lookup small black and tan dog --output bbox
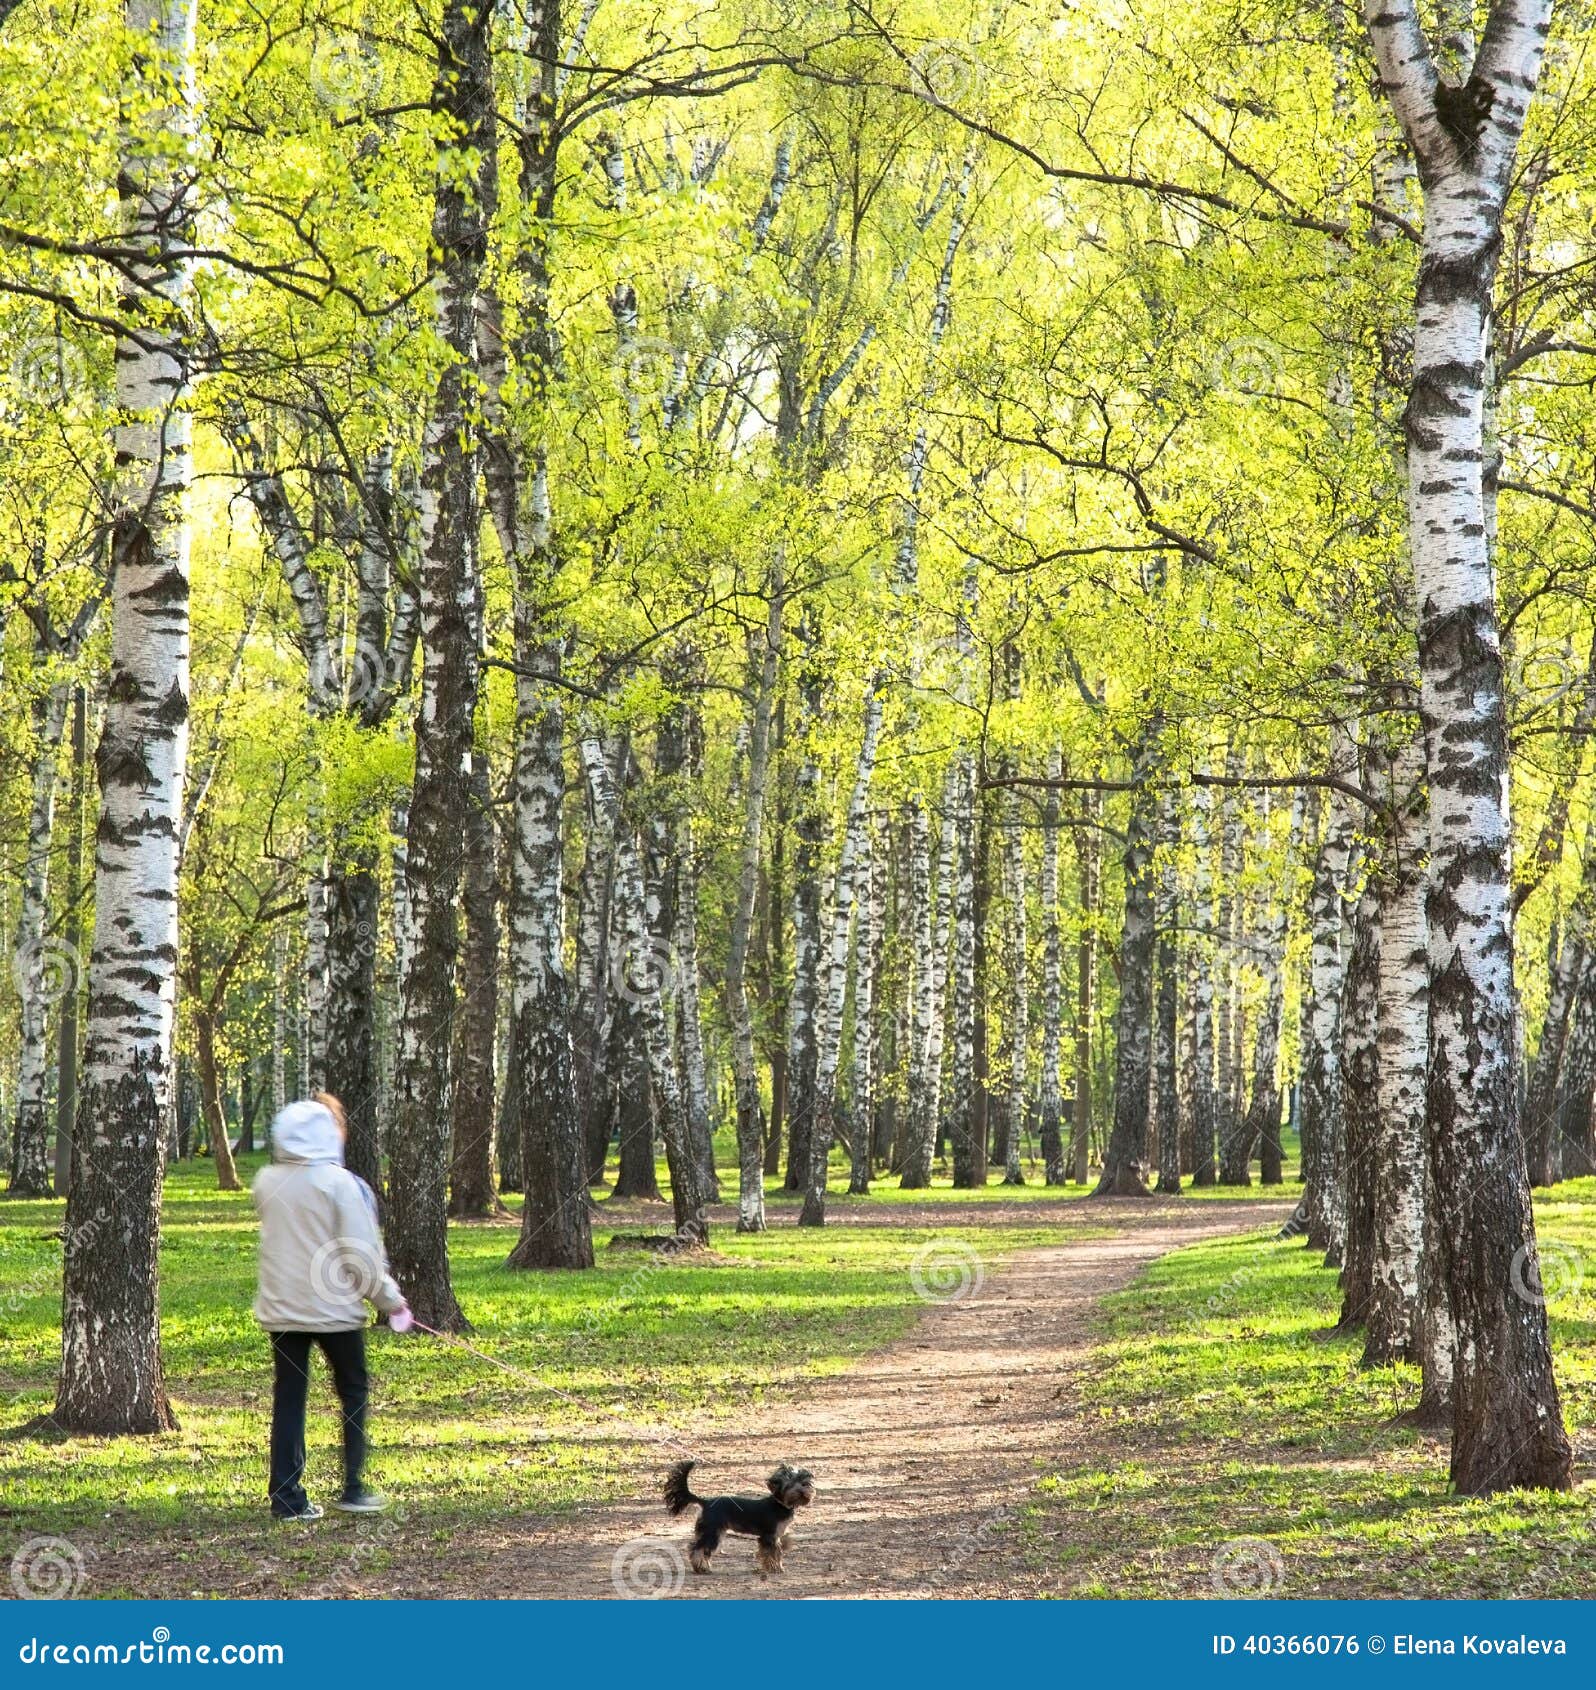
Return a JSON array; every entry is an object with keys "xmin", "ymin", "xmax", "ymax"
[{"xmin": 664, "ymin": 1460, "xmax": 816, "ymax": 1575}]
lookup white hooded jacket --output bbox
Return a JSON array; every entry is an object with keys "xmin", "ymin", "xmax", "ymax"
[{"xmin": 252, "ymin": 1099, "xmax": 405, "ymax": 1332}]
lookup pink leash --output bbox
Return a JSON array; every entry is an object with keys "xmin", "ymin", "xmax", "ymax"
[{"xmin": 405, "ymin": 1315, "xmax": 699, "ymax": 1462}]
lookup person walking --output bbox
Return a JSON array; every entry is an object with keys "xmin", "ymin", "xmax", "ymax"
[{"xmin": 253, "ymin": 1092, "xmax": 412, "ymax": 1520}]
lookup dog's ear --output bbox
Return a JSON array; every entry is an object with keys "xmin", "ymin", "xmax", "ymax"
[{"xmin": 767, "ymin": 1464, "xmax": 792, "ymax": 1496}]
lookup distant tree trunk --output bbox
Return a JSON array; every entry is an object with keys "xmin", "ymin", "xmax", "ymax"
[
  {"xmin": 1095, "ymin": 728, "xmax": 1159, "ymax": 1196},
  {"xmin": 448, "ymin": 752, "xmax": 501, "ymax": 1217},
  {"xmin": 55, "ymin": 0, "xmax": 195, "ymax": 1434},
  {"xmin": 900, "ymin": 797, "xmax": 939, "ymax": 1187},
  {"xmin": 1301, "ymin": 737, "xmax": 1356, "ymax": 1248},
  {"xmin": 1525, "ymin": 873, "xmax": 1590, "ymax": 1185},
  {"xmin": 784, "ymin": 635, "xmax": 824, "ymax": 1193},
  {"xmin": 583, "ymin": 737, "xmax": 712, "ymax": 1239},
  {"xmin": 1038, "ymin": 752, "xmax": 1067, "ymax": 1184},
  {"xmin": 804, "ymin": 685, "xmax": 883, "ymax": 1225},
  {"xmin": 1336, "ymin": 881, "xmax": 1381, "ymax": 1330},
  {"xmin": 195, "ymin": 1013, "xmax": 242, "ymax": 1193},
  {"xmin": 1071, "ymin": 788, "xmax": 1099, "ymax": 1184},
  {"xmin": 1001, "ymin": 702, "xmax": 1029, "ymax": 1186},
  {"xmin": 1246, "ymin": 795, "xmax": 1297, "ymax": 1189},
  {"xmin": 324, "ymin": 854, "xmax": 381, "ymax": 1193},
  {"xmin": 1153, "ymin": 785, "xmax": 1182, "ymax": 1195},
  {"xmin": 1557, "ymin": 956, "xmax": 1596, "ymax": 1179},
  {"xmin": 496, "ymin": 1009, "xmax": 523, "ymax": 1193},
  {"xmin": 728, "ymin": 571, "xmax": 781, "ymax": 1230},
  {"xmin": 1188, "ymin": 781, "xmax": 1218, "ymax": 1187},
  {"xmin": 947, "ymin": 755, "xmax": 980, "ymax": 1188},
  {"xmin": 573, "ymin": 733, "xmax": 621, "ymax": 1186},
  {"xmin": 9, "ymin": 676, "xmax": 69, "ymax": 1197},
  {"xmin": 1366, "ymin": 737, "xmax": 1427, "ymax": 1366},
  {"xmin": 1213, "ymin": 750, "xmax": 1241, "ymax": 1172},
  {"xmin": 848, "ymin": 815, "xmax": 883, "ymax": 1195},
  {"xmin": 53, "ymin": 686, "xmax": 88, "ymax": 1197},
  {"xmin": 385, "ymin": 0, "xmax": 495, "ymax": 1329},
  {"xmin": 610, "ymin": 997, "xmax": 662, "ymax": 1201}
]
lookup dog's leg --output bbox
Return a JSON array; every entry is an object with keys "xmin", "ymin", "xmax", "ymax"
[
  {"xmin": 689, "ymin": 1526, "xmax": 720, "ymax": 1574},
  {"xmin": 756, "ymin": 1536, "xmax": 783, "ymax": 1577}
]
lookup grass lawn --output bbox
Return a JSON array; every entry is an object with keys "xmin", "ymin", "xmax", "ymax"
[
  {"xmin": 0, "ymin": 1145, "xmax": 1098, "ymax": 1597},
  {"xmin": 1013, "ymin": 1182, "xmax": 1596, "ymax": 1598}
]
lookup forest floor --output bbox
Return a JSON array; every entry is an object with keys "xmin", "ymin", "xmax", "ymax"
[{"xmin": 2, "ymin": 1164, "xmax": 1593, "ymax": 1600}]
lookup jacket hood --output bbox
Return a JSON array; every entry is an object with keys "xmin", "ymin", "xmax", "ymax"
[{"xmin": 269, "ymin": 1099, "xmax": 345, "ymax": 1166}]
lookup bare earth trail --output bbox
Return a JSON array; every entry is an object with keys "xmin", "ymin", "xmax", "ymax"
[{"xmin": 404, "ymin": 1195, "xmax": 1293, "ymax": 1600}]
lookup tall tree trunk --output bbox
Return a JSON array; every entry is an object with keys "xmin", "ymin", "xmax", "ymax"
[
  {"xmin": 448, "ymin": 751, "xmax": 502, "ymax": 1217},
  {"xmin": 848, "ymin": 814, "xmax": 882, "ymax": 1196},
  {"xmin": 947, "ymin": 755, "xmax": 980, "ymax": 1188},
  {"xmin": 1153, "ymin": 785, "xmax": 1182, "ymax": 1195},
  {"xmin": 53, "ymin": 685, "xmax": 88, "ymax": 1197},
  {"xmin": 899, "ymin": 797, "xmax": 939, "ymax": 1187},
  {"xmin": 1301, "ymin": 736, "xmax": 1356, "ymax": 1246},
  {"xmin": 572, "ymin": 731, "xmax": 621, "ymax": 1185},
  {"xmin": 1213, "ymin": 751, "xmax": 1241, "ymax": 1174},
  {"xmin": 1366, "ymin": 737, "xmax": 1427, "ymax": 1366},
  {"xmin": 9, "ymin": 677, "xmax": 70, "ymax": 1197},
  {"xmin": 1071, "ymin": 788, "xmax": 1099, "ymax": 1184},
  {"xmin": 609, "ymin": 994, "xmax": 662, "ymax": 1200},
  {"xmin": 1038, "ymin": 751, "xmax": 1067, "ymax": 1184},
  {"xmin": 55, "ymin": 0, "xmax": 195, "ymax": 1433},
  {"xmin": 1337, "ymin": 879, "xmax": 1381, "ymax": 1330},
  {"xmin": 1555, "ymin": 957, "xmax": 1596, "ymax": 1179},
  {"xmin": 803, "ymin": 685, "xmax": 883, "ymax": 1224},
  {"xmin": 195, "ymin": 1012, "xmax": 241, "ymax": 1193},
  {"xmin": 1095, "ymin": 728, "xmax": 1159, "ymax": 1196},
  {"xmin": 1246, "ymin": 794, "xmax": 1297, "ymax": 1189},
  {"xmin": 728, "ymin": 571, "xmax": 783, "ymax": 1230},
  {"xmin": 384, "ymin": 0, "xmax": 496, "ymax": 1329},
  {"xmin": 324, "ymin": 853, "xmax": 381, "ymax": 1193},
  {"xmin": 1365, "ymin": 0, "xmax": 1571, "ymax": 1494},
  {"xmin": 1188, "ymin": 780, "xmax": 1219, "ymax": 1187},
  {"xmin": 784, "ymin": 634, "xmax": 825, "ymax": 1193}
]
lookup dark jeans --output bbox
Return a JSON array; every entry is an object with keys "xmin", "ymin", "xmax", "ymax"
[{"xmin": 268, "ymin": 1328, "xmax": 368, "ymax": 1515}]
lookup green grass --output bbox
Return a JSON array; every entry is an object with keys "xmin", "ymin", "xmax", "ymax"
[
  {"xmin": 1012, "ymin": 1184, "xmax": 1596, "ymax": 1599},
  {"xmin": 0, "ymin": 1148, "xmax": 1090, "ymax": 1596}
]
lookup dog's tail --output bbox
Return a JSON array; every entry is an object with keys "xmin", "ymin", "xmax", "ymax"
[{"xmin": 664, "ymin": 1460, "xmax": 701, "ymax": 1516}]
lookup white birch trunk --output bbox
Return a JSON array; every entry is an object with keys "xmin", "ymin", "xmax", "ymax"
[
  {"xmin": 1365, "ymin": 0, "xmax": 1570, "ymax": 1494},
  {"xmin": 55, "ymin": 0, "xmax": 195, "ymax": 1433}
]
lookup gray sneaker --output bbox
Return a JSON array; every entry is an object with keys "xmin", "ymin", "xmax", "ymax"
[
  {"xmin": 273, "ymin": 1503, "xmax": 324, "ymax": 1523},
  {"xmin": 334, "ymin": 1487, "xmax": 389, "ymax": 1514}
]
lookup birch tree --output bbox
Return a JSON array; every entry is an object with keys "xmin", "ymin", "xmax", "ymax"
[{"xmin": 1364, "ymin": 0, "xmax": 1573, "ymax": 1493}]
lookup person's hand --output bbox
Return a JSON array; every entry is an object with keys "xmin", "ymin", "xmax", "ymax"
[{"xmin": 388, "ymin": 1304, "xmax": 414, "ymax": 1334}]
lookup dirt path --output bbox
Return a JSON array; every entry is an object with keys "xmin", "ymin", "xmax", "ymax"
[{"xmin": 418, "ymin": 1195, "xmax": 1292, "ymax": 1600}]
